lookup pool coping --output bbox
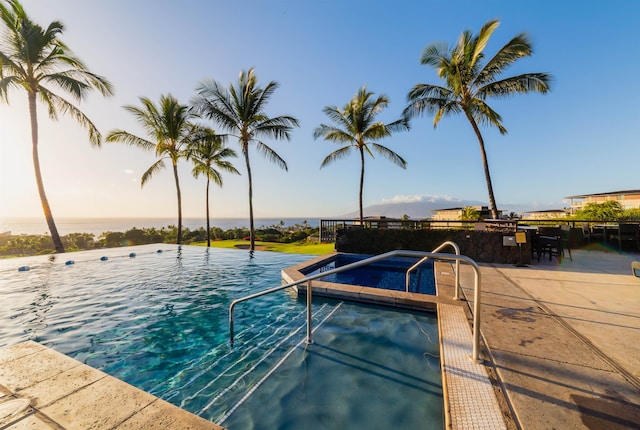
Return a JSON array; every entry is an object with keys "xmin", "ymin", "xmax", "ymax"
[
  {"xmin": 0, "ymin": 341, "xmax": 221, "ymax": 429},
  {"xmin": 282, "ymin": 252, "xmax": 509, "ymax": 430}
]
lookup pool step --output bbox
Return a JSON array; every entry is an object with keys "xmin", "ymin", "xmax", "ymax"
[{"xmin": 156, "ymin": 302, "xmax": 337, "ymax": 423}]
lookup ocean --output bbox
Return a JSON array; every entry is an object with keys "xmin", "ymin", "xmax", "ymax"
[{"xmin": 0, "ymin": 217, "xmax": 320, "ymax": 236}]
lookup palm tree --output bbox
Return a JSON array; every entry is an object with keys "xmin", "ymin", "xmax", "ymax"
[
  {"xmin": 193, "ymin": 68, "xmax": 299, "ymax": 252},
  {"xmin": 314, "ymin": 86, "xmax": 409, "ymax": 223},
  {"xmin": 106, "ymin": 94, "xmax": 197, "ymax": 244},
  {"xmin": 460, "ymin": 206, "xmax": 480, "ymax": 221},
  {"xmin": 404, "ymin": 19, "xmax": 551, "ymax": 219},
  {"xmin": 0, "ymin": 0, "xmax": 113, "ymax": 253},
  {"xmin": 187, "ymin": 129, "xmax": 239, "ymax": 246}
]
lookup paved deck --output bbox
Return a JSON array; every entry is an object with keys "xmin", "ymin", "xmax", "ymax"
[
  {"xmin": 0, "ymin": 342, "xmax": 221, "ymax": 429},
  {"xmin": 456, "ymin": 249, "xmax": 640, "ymax": 429}
]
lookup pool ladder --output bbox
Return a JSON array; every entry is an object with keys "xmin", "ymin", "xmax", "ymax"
[
  {"xmin": 229, "ymin": 245, "xmax": 483, "ymax": 362},
  {"xmin": 405, "ymin": 241, "xmax": 461, "ymax": 298}
]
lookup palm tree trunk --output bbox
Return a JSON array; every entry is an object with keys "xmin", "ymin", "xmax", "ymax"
[
  {"xmin": 244, "ymin": 146, "xmax": 255, "ymax": 252},
  {"xmin": 29, "ymin": 92, "xmax": 65, "ymax": 253},
  {"xmin": 465, "ymin": 111, "xmax": 498, "ymax": 219},
  {"xmin": 205, "ymin": 178, "xmax": 211, "ymax": 247},
  {"xmin": 172, "ymin": 161, "xmax": 183, "ymax": 244},
  {"xmin": 359, "ymin": 148, "xmax": 365, "ymax": 224}
]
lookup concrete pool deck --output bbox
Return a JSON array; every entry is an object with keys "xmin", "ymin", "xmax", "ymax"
[
  {"xmin": 454, "ymin": 248, "xmax": 640, "ymax": 429},
  {"xmin": 0, "ymin": 342, "xmax": 220, "ymax": 429}
]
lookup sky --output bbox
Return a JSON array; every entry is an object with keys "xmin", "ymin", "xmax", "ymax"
[{"xmin": 1, "ymin": 0, "xmax": 639, "ymax": 220}]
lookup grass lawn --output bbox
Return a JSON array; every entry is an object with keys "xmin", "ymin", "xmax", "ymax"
[{"xmin": 192, "ymin": 239, "xmax": 335, "ymax": 255}]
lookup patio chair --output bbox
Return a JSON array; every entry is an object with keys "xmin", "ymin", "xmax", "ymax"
[
  {"xmin": 610, "ymin": 223, "xmax": 640, "ymax": 251},
  {"xmin": 560, "ymin": 224, "xmax": 572, "ymax": 261},
  {"xmin": 538, "ymin": 226, "xmax": 563, "ymax": 262},
  {"xmin": 581, "ymin": 223, "xmax": 603, "ymax": 244},
  {"xmin": 526, "ymin": 229, "xmax": 543, "ymax": 263}
]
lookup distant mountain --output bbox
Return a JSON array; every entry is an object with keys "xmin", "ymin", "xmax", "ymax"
[
  {"xmin": 339, "ymin": 196, "xmax": 485, "ymax": 219},
  {"xmin": 338, "ymin": 195, "xmax": 531, "ymax": 219}
]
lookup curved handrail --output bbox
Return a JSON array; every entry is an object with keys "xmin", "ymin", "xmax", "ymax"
[
  {"xmin": 229, "ymin": 249, "xmax": 482, "ymax": 362},
  {"xmin": 405, "ymin": 241, "xmax": 460, "ymax": 299}
]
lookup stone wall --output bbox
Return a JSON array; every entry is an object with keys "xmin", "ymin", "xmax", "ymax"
[{"xmin": 335, "ymin": 228, "xmax": 532, "ymax": 265}]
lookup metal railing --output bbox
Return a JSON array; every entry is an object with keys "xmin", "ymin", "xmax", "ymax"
[
  {"xmin": 228, "ymin": 248, "xmax": 483, "ymax": 362},
  {"xmin": 405, "ymin": 241, "xmax": 460, "ymax": 299},
  {"xmin": 319, "ymin": 217, "xmax": 640, "ymax": 243}
]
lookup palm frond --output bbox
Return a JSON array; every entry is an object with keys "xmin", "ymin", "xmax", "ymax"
[
  {"xmin": 141, "ymin": 159, "xmax": 166, "ymax": 187},
  {"xmin": 472, "ymin": 20, "xmax": 500, "ymax": 67},
  {"xmin": 44, "ymin": 89, "xmax": 103, "ymax": 145},
  {"xmin": 36, "ymin": 88, "xmax": 58, "ymax": 119},
  {"xmin": 362, "ymin": 122, "xmax": 390, "ymax": 141},
  {"xmin": 433, "ymin": 100, "xmax": 462, "ymax": 127},
  {"xmin": 477, "ymin": 33, "xmax": 533, "ymax": 85},
  {"xmin": 253, "ymin": 115, "xmax": 298, "ymax": 140},
  {"xmin": 0, "ymin": 75, "xmax": 20, "ymax": 101},
  {"xmin": 420, "ymin": 42, "xmax": 451, "ymax": 69},
  {"xmin": 0, "ymin": 50, "xmax": 27, "ymax": 80},
  {"xmin": 105, "ymin": 130, "xmax": 156, "ymax": 151},
  {"xmin": 193, "ymin": 80, "xmax": 241, "ymax": 133},
  {"xmin": 320, "ymin": 145, "xmax": 353, "ymax": 168},
  {"xmin": 386, "ymin": 117, "xmax": 411, "ymax": 133},
  {"xmin": 253, "ymin": 78, "xmax": 278, "ymax": 117},
  {"xmin": 41, "ymin": 72, "xmax": 90, "ymax": 100},
  {"xmin": 254, "ymin": 140, "xmax": 288, "ymax": 171},
  {"xmin": 406, "ymin": 83, "xmax": 453, "ymax": 104},
  {"xmin": 362, "ymin": 143, "xmax": 374, "ymax": 158},
  {"xmin": 321, "ymin": 105, "xmax": 353, "ymax": 133},
  {"xmin": 471, "ymin": 99, "xmax": 507, "ymax": 134},
  {"xmin": 370, "ymin": 143, "xmax": 407, "ymax": 168},
  {"xmin": 403, "ymin": 83, "xmax": 454, "ymax": 120},
  {"xmin": 313, "ymin": 124, "xmax": 355, "ymax": 144},
  {"xmin": 479, "ymin": 73, "xmax": 552, "ymax": 97}
]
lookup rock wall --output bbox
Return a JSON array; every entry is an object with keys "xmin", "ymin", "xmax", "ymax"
[{"xmin": 335, "ymin": 228, "xmax": 532, "ymax": 265}]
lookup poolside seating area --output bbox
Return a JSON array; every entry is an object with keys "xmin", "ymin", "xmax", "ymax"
[{"xmin": 521, "ymin": 222, "xmax": 639, "ymax": 265}]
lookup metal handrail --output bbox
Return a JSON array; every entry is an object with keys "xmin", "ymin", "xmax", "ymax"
[
  {"xmin": 405, "ymin": 241, "xmax": 460, "ymax": 299},
  {"xmin": 228, "ymin": 249, "xmax": 483, "ymax": 362}
]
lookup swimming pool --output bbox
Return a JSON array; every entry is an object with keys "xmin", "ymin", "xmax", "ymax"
[
  {"xmin": 300, "ymin": 253, "xmax": 436, "ymax": 294},
  {"xmin": 0, "ymin": 245, "xmax": 443, "ymax": 429}
]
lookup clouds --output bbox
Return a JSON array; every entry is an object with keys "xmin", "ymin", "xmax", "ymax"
[{"xmin": 379, "ymin": 194, "xmax": 462, "ymax": 204}]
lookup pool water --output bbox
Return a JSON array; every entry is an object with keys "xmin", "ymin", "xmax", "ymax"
[
  {"xmin": 0, "ymin": 245, "xmax": 443, "ymax": 429},
  {"xmin": 301, "ymin": 253, "xmax": 436, "ymax": 294}
]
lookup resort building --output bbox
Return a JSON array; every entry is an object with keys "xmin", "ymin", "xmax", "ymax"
[
  {"xmin": 521, "ymin": 209, "xmax": 568, "ymax": 220},
  {"xmin": 430, "ymin": 206, "xmax": 500, "ymax": 221},
  {"xmin": 566, "ymin": 189, "xmax": 640, "ymax": 214},
  {"xmin": 356, "ymin": 215, "xmax": 406, "ymax": 229}
]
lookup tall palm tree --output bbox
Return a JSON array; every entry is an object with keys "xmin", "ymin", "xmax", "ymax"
[
  {"xmin": 0, "ymin": 0, "xmax": 113, "ymax": 253},
  {"xmin": 106, "ymin": 94, "xmax": 197, "ymax": 244},
  {"xmin": 193, "ymin": 68, "xmax": 299, "ymax": 252},
  {"xmin": 404, "ymin": 19, "xmax": 551, "ymax": 219},
  {"xmin": 314, "ymin": 86, "xmax": 409, "ymax": 223},
  {"xmin": 187, "ymin": 129, "xmax": 239, "ymax": 247}
]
